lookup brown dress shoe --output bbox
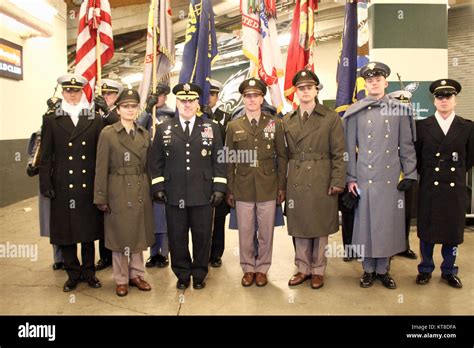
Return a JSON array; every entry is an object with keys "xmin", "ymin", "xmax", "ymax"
[
  {"xmin": 255, "ymin": 272, "xmax": 268, "ymax": 287},
  {"xmin": 241, "ymin": 272, "xmax": 255, "ymax": 287},
  {"xmin": 311, "ymin": 275, "xmax": 324, "ymax": 289},
  {"xmin": 129, "ymin": 276, "xmax": 151, "ymax": 291},
  {"xmin": 288, "ymin": 272, "xmax": 311, "ymax": 286},
  {"xmin": 116, "ymin": 284, "xmax": 128, "ymax": 297}
]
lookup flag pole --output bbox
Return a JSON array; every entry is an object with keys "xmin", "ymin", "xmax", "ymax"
[
  {"xmin": 151, "ymin": 0, "xmax": 158, "ymax": 140},
  {"xmin": 96, "ymin": 30, "xmax": 102, "ymax": 96}
]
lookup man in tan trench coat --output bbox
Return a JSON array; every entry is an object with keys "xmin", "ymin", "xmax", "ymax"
[
  {"xmin": 284, "ymin": 70, "xmax": 346, "ymax": 289},
  {"xmin": 94, "ymin": 89, "xmax": 155, "ymax": 296}
]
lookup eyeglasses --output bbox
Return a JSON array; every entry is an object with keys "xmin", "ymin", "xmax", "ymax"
[{"xmin": 120, "ymin": 103, "xmax": 139, "ymax": 109}]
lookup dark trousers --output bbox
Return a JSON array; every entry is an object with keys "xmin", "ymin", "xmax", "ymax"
[
  {"xmin": 99, "ymin": 238, "xmax": 112, "ymax": 261},
  {"xmin": 210, "ymin": 213, "xmax": 225, "ymax": 260},
  {"xmin": 62, "ymin": 241, "xmax": 95, "ymax": 281},
  {"xmin": 418, "ymin": 240, "xmax": 458, "ymax": 275},
  {"xmin": 166, "ymin": 204, "xmax": 213, "ymax": 282}
]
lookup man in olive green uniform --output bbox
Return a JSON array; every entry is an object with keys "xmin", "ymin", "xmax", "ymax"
[
  {"xmin": 284, "ymin": 70, "xmax": 346, "ymax": 289},
  {"xmin": 225, "ymin": 78, "xmax": 288, "ymax": 287}
]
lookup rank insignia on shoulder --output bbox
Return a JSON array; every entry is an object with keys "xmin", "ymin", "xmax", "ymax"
[{"xmin": 212, "ymin": 120, "xmax": 218, "ymax": 124}]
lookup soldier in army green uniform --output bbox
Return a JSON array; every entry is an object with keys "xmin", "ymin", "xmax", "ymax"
[{"xmin": 225, "ymin": 78, "xmax": 288, "ymax": 287}]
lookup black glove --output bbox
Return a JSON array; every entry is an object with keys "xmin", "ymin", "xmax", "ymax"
[
  {"xmin": 397, "ymin": 178, "xmax": 416, "ymax": 191},
  {"xmin": 145, "ymin": 93, "xmax": 158, "ymax": 113},
  {"xmin": 26, "ymin": 164, "xmax": 39, "ymax": 177},
  {"xmin": 43, "ymin": 189, "xmax": 56, "ymax": 199},
  {"xmin": 47, "ymin": 97, "xmax": 61, "ymax": 109},
  {"xmin": 210, "ymin": 191, "xmax": 224, "ymax": 207},
  {"xmin": 200, "ymin": 104, "xmax": 214, "ymax": 119},
  {"xmin": 93, "ymin": 95, "xmax": 110, "ymax": 114},
  {"xmin": 153, "ymin": 191, "xmax": 167, "ymax": 204},
  {"xmin": 341, "ymin": 191, "xmax": 359, "ymax": 210}
]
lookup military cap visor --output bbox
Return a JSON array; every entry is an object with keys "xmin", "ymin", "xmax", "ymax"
[
  {"xmin": 209, "ymin": 79, "xmax": 224, "ymax": 93},
  {"xmin": 429, "ymin": 79, "xmax": 461, "ymax": 96},
  {"xmin": 360, "ymin": 61, "xmax": 391, "ymax": 79},
  {"xmin": 239, "ymin": 78, "xmax": 267, "ymax": 95},
  {"xmin": 116, "ymin": 89, "xmax": 140, "ymax": 105},
  {"xmin": 292, "ymin": 69, "xmax": 320, "ymax": 86},
  {"xmin": 173, "ymin": 83, "xmax": 202, "ymax": 100},
  {"xmin": 388, "ymin": 90, "xmax": 412, "ymax": 101}
]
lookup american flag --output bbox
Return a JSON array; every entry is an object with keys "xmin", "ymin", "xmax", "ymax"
[{"xmin": 74, "ymin": 0, "xmax": 114, "ymax": 103}]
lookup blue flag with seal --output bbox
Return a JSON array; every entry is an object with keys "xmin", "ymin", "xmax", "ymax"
[
  {"xmin": 178, "ymin": 0, "xmax": 218, "ymax": 106},
  {"xmin": 335, "ymin": 0, "xmax": 369, "ymax": 116}
]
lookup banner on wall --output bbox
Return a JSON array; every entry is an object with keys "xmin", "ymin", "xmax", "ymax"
[{"xmin": 0, "ymin": 38, "xmax": 23, "ymax": 81}]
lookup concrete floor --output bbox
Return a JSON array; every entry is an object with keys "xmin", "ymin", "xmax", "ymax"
[{"xmin": 0, "ymin": 197, "xmax": 473, "ymax": 315}]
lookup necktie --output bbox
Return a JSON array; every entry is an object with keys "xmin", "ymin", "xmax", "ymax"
[
  {"xmin": 251, "ymin": 118, "xmax": 257, "ymax": 133},
  {"xmin": 129, "ymin": 129, "xmax": 134, "ymax": 139},
  {"xmin": 302, "ymin": 111, "xmax": 309, "ymax": 124},
  {"xmin": 184, "ymin": 121, "xmax": 190, "ymax": 139}
]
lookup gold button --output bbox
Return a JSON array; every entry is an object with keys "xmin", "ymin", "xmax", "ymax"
[
  {"xmin": 386, "ymin": 150, "xmax": 390, "ymax": 154},
  {"xmin": 385, "ymin": 119, "xmax": 389, "ymax": 123},
  {"xmin": 186, "ymin": 144, "xmax": 190, "ymax": 147},
  {"xmin": 254, "ymin": 139, "xmax": 258, "ymax": 142},
  {"xmin": 368, "ymin": 165, "xmax": 373, "ymax": 169},
  {"xmin": 186, "ymin": 167, "xmax": 190, "ymax": 170},
  {"xmin": 186, "ymin": 159, "xmax": 190, "ymax": 163},
  {"xmin": 386, "ymin": 165, "xmax": 390, "ymax": 169},
  {"xmin": 368, "ymin": 120, "xmax": 372, "ymax": 124},
  {"xmin": 368, "ymin": 135, "xmax": 372, "ymax": 139},
  {"xmin": 369, "ymin": 180, "xmax": 373, "ymax": 184},
  {"xmin": 69, "ymin": 156, "xmax": 73, "ymax": 160},
  {"xmin": 436, "ymin": 153, "xmax": 440, "ymax": 157},
  {"xmin": 385, "ymin": 134, "xmax": 389, "ymax": 138},
  {"xmin": 82, "ymin": 184, "xmax": 86, "ymax": 188},
  {"xmin": 368, "ymin": 106, "xmax": 372, "ymax": 110},
  {"xmin": 434, "ymin": 181, "xmax": 439, "ymax": 186},
  {"xmin": 451, "ymin": 167, "xmax": 455, "ymax": 172},
  {"xmin": 450, "ymin": 182, "xmax": 455, "ymax": 187},
  {"xmin": 82, "ymin": 141, "xmax": 86, "ymax": 145},
  {"xmin": 82, "ymin": 155, "xmax": 86, "ymax": 159},
  {"xmin": 186, "ymin": 151, "xmax": 190, "ymax": 155},
  {"xmin": 69, "ymin": 184, "xmax": 73, "ymax": 188},
  {"xmin": 368, "ymin": 150, "xmax": 373, "ymax": 154},
  {"xmin": 69, "ymin": 170, "xmax": 73, "ymax": 174},
  {"xmin": 387, "ymin": 181, "xmax": 391, "ymax": 184},
  {"xmin": 435, "ymin": 167, "xmax": 440, "ymax": 172},
  {"xmin": 68, "ymin": 142, "xmax": 72, "ymax": 147},
  {"xmin": 82, "ymin": 169, "xmax": 86, "ymax": 173}
]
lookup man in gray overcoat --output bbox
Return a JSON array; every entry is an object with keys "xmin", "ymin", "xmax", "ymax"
[{"xmin": 343, "ymin": 62, "xmax": 417, "ymax": 289}]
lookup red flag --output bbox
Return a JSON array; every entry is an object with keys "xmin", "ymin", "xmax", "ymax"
[
  {"xmin": 74, "ymin": 0, "xmax": 114, "ymax": 103},
  {"xmin": 283, "ymin": 0, "xmax": 317, "ymax": 104}
]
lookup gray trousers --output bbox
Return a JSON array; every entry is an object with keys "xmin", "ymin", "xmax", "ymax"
[
  {"xmin": 112, "ymin": 251, "xmax": 145, "ymax": 285},
  {"xmin": 294, "ymin": 236, "xmax": 328, "ymax": 276},
  {"xmin": 236, "ymin": 200, "xmax": 276, "ymax": 274},
  {"xmin": 362, "ymin": 257, "xmax": 390, "ymax": 274}
]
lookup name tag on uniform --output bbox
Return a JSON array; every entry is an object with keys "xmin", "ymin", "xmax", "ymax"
[{"xmin": 235, "ymin": 130, "xmax": 245, "ymax": 134}]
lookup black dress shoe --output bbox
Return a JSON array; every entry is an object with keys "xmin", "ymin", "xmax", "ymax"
[
  {"xmin": 360, "ymin": 272, "xmax": 375, "ymax": 288},
  {"xmin": 441, "ymin": 274, "xmax": 463, "ymax": 288},
  {"xmin": 86, "ymin": 276, "xmax": 102, "ymax": 289},
  {"xmin": 397, "ymin": 249, "xmax": 417, "ymax": 259},
  {"xmin": 145, "ymin": 255, "xmax": 158, "ymax": 268},
  {"xmin": 176, "ymin": 279, "xmax": 190, "ymax": 290},
  {"xmin": 95, "ymin": 258, "xmax": 112, "ymax": 271},
  {"xmin": 416, "ymin": 272, "xmax": 432, "ymax": 285},
  {"xmin": 193, "ymin": 280, "xmax": 206, "ymax": 290},
  {"xmin": 63, "ymin": 279, "xmax": 78, "ymax": 292},
  {"xmin": 210, "ymin": 258, "xmax": 222, "ymax": 268},
  {"xmin": 52, "ymin": 262, "xmax": 64, "ymax": 271},
  {"xmin": 376, "ymin": 273, "xmax": 397, "ymax": 289},
  {"xmin": 156, "ymin": 255, "xmax": 169, "ymax": 268}
]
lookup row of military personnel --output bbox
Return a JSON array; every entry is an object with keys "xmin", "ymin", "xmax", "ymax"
[{"xmin": 31, "ymin": 61, "xmax": 472, "ymax": 296}]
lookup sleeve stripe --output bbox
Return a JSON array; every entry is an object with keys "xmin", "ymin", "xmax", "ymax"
[
  {"xmin": 152, "ymin": 177, "xmax": 164, "ymax": 185},
  {"xmin": 213, "ymin": 177, "xmax": 227, "ymax": 184}
]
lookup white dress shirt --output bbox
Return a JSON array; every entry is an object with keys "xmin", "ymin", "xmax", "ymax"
[
  {"xmin": 435, "ymin": 111, "xmax": 455, "ymax": 135},
  {"xmin": 179, "ymin": 115, "xmax": 196, "ymax": 134}
]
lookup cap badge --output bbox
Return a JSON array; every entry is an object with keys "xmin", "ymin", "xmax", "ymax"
[
  {"xmin": 301, "ymin": 71, "xmax": 306, "ymax": 77},
  {"xmin": 128, "ymin": 90, "xmax": 133, "ymax": 95},
  {"xmin": 71, "ymin": 78, "xmax": 76, "ymax": 84},
  {"xmin": 441, "ymin": 80, "xmax": 446, "ymax": 85},
  {"xmin": 184, "ymin": 83, "xmax": 191, "ymax": 91},
  {"xmin": 249, "ymin": 80, "xmax": 256, "ymax": 86},
  {"xmin": 367, "ymin": 63, "xmax": 376, "ymax": 70}
]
